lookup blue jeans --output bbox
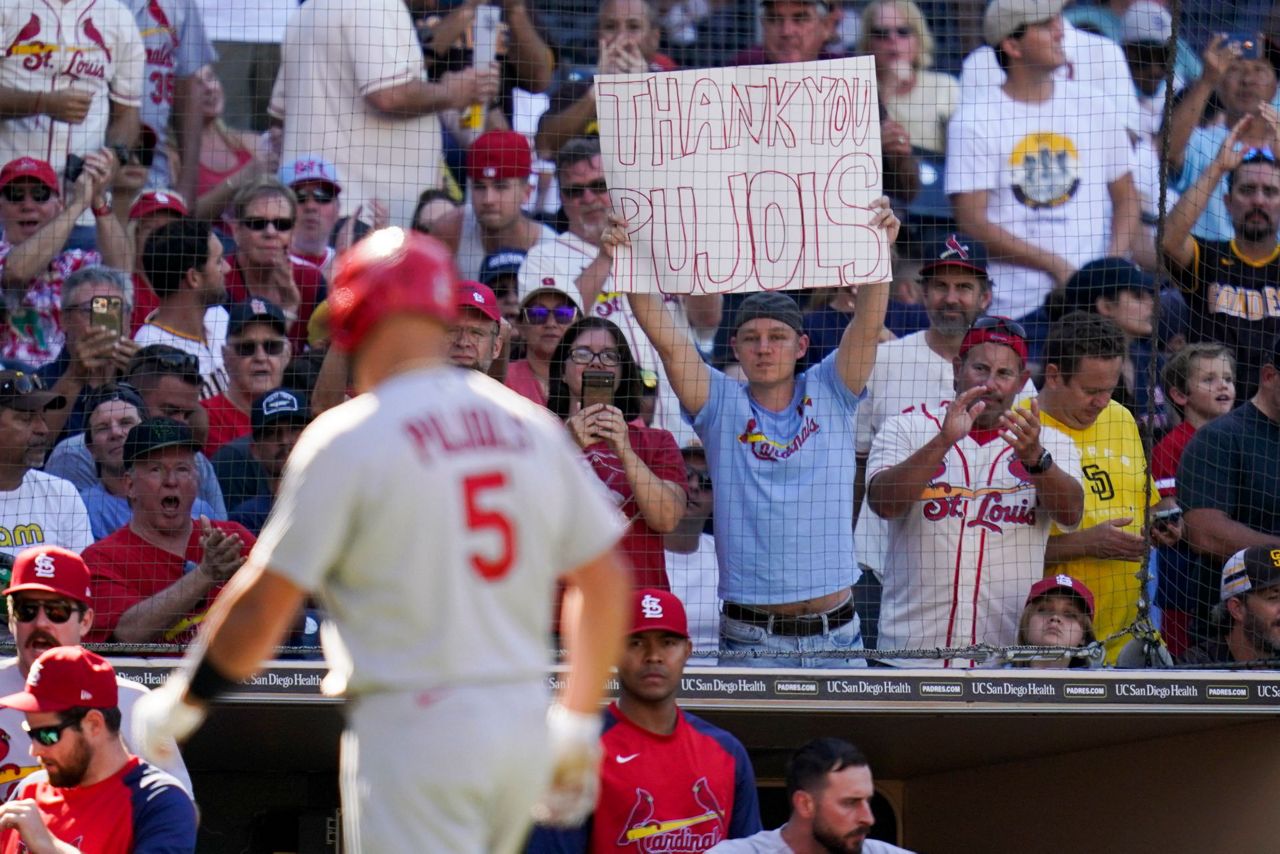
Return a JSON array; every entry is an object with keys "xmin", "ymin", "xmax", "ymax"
[{"xmin": 719, "ymin": 609, "xmax": 867, "ymax": 668}]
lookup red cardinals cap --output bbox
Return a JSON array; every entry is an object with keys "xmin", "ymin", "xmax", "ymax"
[
  {"xmin": 467, "ymin": 130, "xmax": 533, "ymax": 183},
  {"xmin": 631, "ymin": 589, "xmax": 689, "ymax": 638},
  {"xmin": 457, "ymin": 281, "xmax": 501, "ymax": 324},
  {"xmin": 0, "ymin": 646, "xmax": 118, "ymax": 713},
  {"xmin": 129, "ymin": 189, "xmax": 189, "ymax": 220},
  {"xmin": 958, "ymin": 317, "xmax": 1029, "ymax": 363},
  {"xmin": 1026, "ymin": 574, "xmax": 1096, "ymax": 618},
  {"xmin": 3, "ymin": 546, "xmax": 92, "ymax": 605},
  {"xmin": 329, "ymin": 228, "xmax": 459, "ymax": 352},
  {"xmin": 0, "ymin": 157, "xmax": 59, "ymax": 194}
]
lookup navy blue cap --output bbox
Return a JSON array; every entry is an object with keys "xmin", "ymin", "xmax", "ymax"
[
  {"xmin": 228, "ymin": 298, "xmax": 288, "ymax": 337},
  {"xmin": 1065, "ymin": 257, "xmax": 1155, "ymax": 312},
  {"xmin": 479, "ymin": 249, "xmax": 526, "ymax": 286},
  {"xmin": 124, "ymin": 417, "xmax": 199, "ymax": 467},
  {"xmin": 251, "ymin": 388, "xmax": 310, "ymax": 438},
  {"xmin": 920, "ymin": 233, "xmax": 989, "ymax": 277}
]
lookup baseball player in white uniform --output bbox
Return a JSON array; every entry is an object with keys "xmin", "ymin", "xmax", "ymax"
[
  {"xmin": 866, "ymin": 319, "xmax": 1085, "ymax": 667},
  {"xmin": 131, "ymin": 228, "xmax": 633, "ymax": 852}
]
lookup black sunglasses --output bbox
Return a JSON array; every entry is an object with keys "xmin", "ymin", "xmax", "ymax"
[
  {"xmin": 0, "ymin": 371, "xmax": 38, "ymax": 398},
  {"xmin": 124, "ymin": 144, "xmax": 155, "ymax": 168},
  {"xmin": 686, "ymin": 468, "xmax": 712, "ymax": 491},
  {"xmin": 129, "ymin": 350, "xmax": 200, "ymax": 378},
  {"xmin": 11, "ymin": 599, "xmax": 80, "ymax": 624},
  {"xmin": 231, "ymin": 339, "xmax": 287, "ymax": 358},
  {"xmin": 24, "ymin": 709, "xmax": 89, "ymax": 747},
  {"xmin": 1242, "ymin": 146, "xmax": 1277, "ymax": 164},
  {"xmin": 1, "ymin": 185, "xmax": 54, "ymax": 204},
  {"xmin": 970, "ymin": 316, "xmax": 1028, "ymax": 338},
  {"xmin": 561, "ymin": 180, "xmax": 609, "ymax": 200},
  {"xmin": 870, "ymin": 26, "xmax": 914, "ymax": 39},
  {"xmin": 523, "ymin": 305, "xmax": 577, "ymax": 326},
  {"xmin": 241, "ymin": 217, "xmax": 294, "ymax": 232},
  {"xmin": 294, "ymin": 187, "xmax": 337, "ymax": 205}
]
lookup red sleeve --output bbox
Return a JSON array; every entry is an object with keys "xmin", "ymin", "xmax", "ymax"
[{"xmin": 83, "ymin": 536, "xmax": 143, "ymax": 643}]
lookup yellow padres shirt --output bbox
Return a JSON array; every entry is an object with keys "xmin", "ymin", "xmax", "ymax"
[{"xmin": 1038, "ymin": 400, "xmax": 1158, "ymax": 663}]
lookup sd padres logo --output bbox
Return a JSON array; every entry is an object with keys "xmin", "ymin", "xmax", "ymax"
[{"xmin": 1010, "ymin": 132, "xmax": 1080, "ymax": 209}]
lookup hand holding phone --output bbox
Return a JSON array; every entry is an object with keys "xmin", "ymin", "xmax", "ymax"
[
  {"xmin": 580, "ymin": 371, "xmax": 615, "ymax": 410},
  {"xmin": 89, "ymin": 296, "xmax": 124, "ymax": 338}
]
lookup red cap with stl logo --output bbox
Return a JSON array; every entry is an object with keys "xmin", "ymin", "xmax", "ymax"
[
  {"xmin": 0, "ymin": 646, "xmax": 118, "ymax": 713},
  {"xmin": 630, "ymin": 589, "xmax": 689, "ymax": 638},
  {"xmin": 3, "ymin": 545, "xmax": 92, "ymax": 606},
  {"xmin": 466, "ymin": 130, "xmax": 533, "ymax": 183}
]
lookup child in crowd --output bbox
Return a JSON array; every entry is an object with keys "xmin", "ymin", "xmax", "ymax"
[{"xmin": 1013, "ymin": 575, "xmax": 1098, "ymax": 670}]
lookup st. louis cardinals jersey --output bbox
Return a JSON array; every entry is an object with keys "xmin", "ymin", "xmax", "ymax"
[
  {"xmin": 0, "ymin": 0, "xmax": 144, "ymax": 172},
  {"xmin": 869, "ymin": 405, "xmax": 1082, "ymax": 667},
  {"xmin": 253, "ymin": 366, "xmax": 627, "ymax": 697}
]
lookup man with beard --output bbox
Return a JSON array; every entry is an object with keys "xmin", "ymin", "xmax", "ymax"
[
  {"xmin": 867, "ymin": 319, "xmax": 1083, "ymax": 667},
  {"xmin": 1163, "ymin": 122, "xmax": 1280, "ymax": 400},
  {"xmin": 526, "ymin": 589, "xmax": 760, "ymax": 852},
  {"xmin": 0, "ymin": 646, "xmax": 195, "ymax": 852},
  {"xmin": 0, "ymin": 545, "xmax": 191, "ymax": 798},
  {"xmin": 707, "ymin": 738, "xmax": 913, "ymax": 854},
  {"xmin": 1181, "ymin": 546, "xmax": 1280, "ymax": 666}
]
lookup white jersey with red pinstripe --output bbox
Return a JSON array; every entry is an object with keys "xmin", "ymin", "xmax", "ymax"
[
  {"xmin": 868, "ymin": 404, "xmax": 1082, "ymax": 667},
  {"xmin": 0, "ymin": 0, "xmax": 144, "ymax": 173}
]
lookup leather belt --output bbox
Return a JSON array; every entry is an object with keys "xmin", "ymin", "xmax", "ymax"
[{"xmin": 723, "ymin": 599, "xmax": 856, "ymax": 637}]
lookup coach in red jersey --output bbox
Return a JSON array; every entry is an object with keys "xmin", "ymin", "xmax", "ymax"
[
  {"xmin": 0, "ymin": 646, "xmax": 195, "ymax": 853},
  {"xmin": 527, "ymin": 589, "xmax": 761, "ymax": 853}
]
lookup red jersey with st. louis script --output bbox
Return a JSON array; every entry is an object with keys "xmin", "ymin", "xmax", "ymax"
[
  {"xmin": 868, "ymin": 404, "xmax": 1083, "ymax": 666},
  {"xmin": 526, "ymin": 703, "xmax": 761, "ymax": 853},
  {"xmin": 0, "ymin": 0, "xmax": 144, "ymax": 172},
  {"xmin": 0, "ymin": 757, "xmax": 196, "ymax": 853},
  {"xmin": 582, "ymin": 423, "xmax": 686, "ymax": 589}
]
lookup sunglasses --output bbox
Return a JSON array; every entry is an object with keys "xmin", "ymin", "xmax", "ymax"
[
  {"xmin": 1, "ymin": 185, "xmax": 54, "ymax": 204},
  {"xmin": 24, "ymin": 710, "xmax": 88, "ymax": 747},
  {"xmin": 523, "ymin": 305, "xmax": 577, "ymax": 326},
  {"xmin": 561, "ymin": 180, "xmax": 609, "ymax": 200},
  {"xmin": 11, "ymin": 599, "xmax": 80, "ymax": 624},
  {"xmin": 970, "ymin": 315, "xmax": 1028, "ymax": 338},
  {"xmin": 1242, "ymin": 146, "xmax": 1277, "ymax": 163},
  {"xmin": 241, "ymin": 217, "xmax": 294, "ymax": 232},
  {"xmin": 130, "ymin": 350, "xmax": 199, "ymax": 377},
  {"xmin": 569, "ymin": 346, "xmax": 621, "ymax": 367},
  {"xmin": 295, "ymin": 187, "xmax": 337, "ymax": 205},
  {"xmin": 686, "ymin": 468, "xmax": 712, "ymax": 491},
  {"xmin": 231, "ymin": 339, "xmax": 287, "ymax": 358},
  {"xmin": 0, "ymin": 371, "xmax": 38, "ymax": 398},
  {"xmin": 870, "ymin": 26, "xmax": 914, "ymax": 39},
  {"xmin": 124, "ymin": 144, "xmax": 155, "ymax": 168}
]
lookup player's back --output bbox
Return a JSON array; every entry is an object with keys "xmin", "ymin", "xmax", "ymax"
[{"xmin": 257, "ymin": 366, "xmax": 622, "ymax": 697}]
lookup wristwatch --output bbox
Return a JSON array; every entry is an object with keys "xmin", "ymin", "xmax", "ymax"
[{"xmin": 1024, "ymin": 448, "xmax": 1053, "ymax": 475}]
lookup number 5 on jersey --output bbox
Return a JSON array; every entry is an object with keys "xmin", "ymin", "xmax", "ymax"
[{"xmin": 463, "ymin": 472, "xmax": 515, "ymax": 581}]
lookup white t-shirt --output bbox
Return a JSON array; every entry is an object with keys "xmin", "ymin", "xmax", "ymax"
[
  {"xmin": 518, "ymin": 230, "xmax": 693, "ymax": 446},
  {"xmin": 665, "ymin": 533, "xmax": 719, "ymax": 664},
  {"xmin": 253, "ymin": 366, "xmax": 626, "ymax": 697},
  {"xmin": 854, "ymin": 332, "xmax": 1035, "ymax": 576},
  {"xmin": 0, "ymin": 658, "xmax": 192, "ymax": 800},
  {"xmin": 133, "ymin": 305, "xmax": 230, "ymax": 399},
  {"xmin": 946, "ymin": 81, "xmax": 1133, "ymax": 320},
  {"xmin": 274, "ymin": 0, "xmax": 443, "ymax": 228},
  {"xmin": 868, "ymin": 407, "xmax": 1082, "ymax": 667},
  {"xmin": 708, "ymin": 827, "xmax": 915, "ymax": 853},
  {"xmin": 454, "ymin": 206, "xmax": 556, "ymax": 282},
  {"xmin": 0, "ymin": 471, "xmax": 93, "ymax": 558},
  {"xmin": 0, "ymin": 0, "xmax": 145, "ymax": 174}
]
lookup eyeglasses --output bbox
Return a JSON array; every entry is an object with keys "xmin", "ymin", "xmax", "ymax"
[
  {"xmin": 231, "ymin": 339, "xmax": 287, "ymax": 358},
  {"xmin": 970, "ymin": 316, "xmax": 1028, "ymax": 338},
  {"xmin": 294, "ymin": 187, "xmax": 336, "ymax": 205},
  {"xmin": 1242, "ymin": 146, "xmax": 1277, "ymax": 163},
  {"xmin": 241, "ymin": 217, "xmax": 294, "ymax": 232},
  {"xmin": 24, "ymin": 710, "xmax": 88, "ymax": 747},
  {"xmin": 870, "ymin": 26, "xmax": 914, "ymax": 39},
  {"xmin": 561, "ymin": 180, "xmax": 609, "ymax": 200},
  {"xmin": 569, "ymin": 347, "xmax": 621, "ymax": 367},
  {"xmin": 446, "ymin": 325, "xmax": 496, "ymax": 343},
  {"xmin": 0, "ymin": 371, "xmax": 38, "ymax": 398},
  {"xmin": 1, "ymin": 185, "xmax": 54, "ymax": 204},
  {"xmin": 523, "ymin": 305, "xmax": 577, "ymax": 326},
  {"xmin": 11, "ymin": 599, "xmax": 80, "ymax": 624},
  {"xmin": 686, "ymin": 468, "xmax": 712, "ymax": 491}
]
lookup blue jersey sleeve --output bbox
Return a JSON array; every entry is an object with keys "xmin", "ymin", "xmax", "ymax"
[{"xmin": 129, "ymin": 764, "xmax": 197, "ymax": 853}]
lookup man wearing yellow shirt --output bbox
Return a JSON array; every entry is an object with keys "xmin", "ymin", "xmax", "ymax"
[{"xmin": 1037, "ymin": 312, "xmax": 1177, "ymax": 661}]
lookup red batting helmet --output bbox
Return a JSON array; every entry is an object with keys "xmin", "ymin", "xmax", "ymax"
[{"xmin": 328, "ymin": 227, "xmax": 459, "ymax": 352}]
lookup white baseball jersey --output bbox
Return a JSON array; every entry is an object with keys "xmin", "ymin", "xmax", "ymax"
[
  {"xmin": 868, "ymin": 406, "xmax": 1082, "ymax": 667},
  {"xmin": 0, "ymin": 658, "xmax": 192, "ymax": 800},
  {"xmin": 253, "ymin": 366, "xmax": 626, "ymax": 697},
  {"xmin": 854, "ymin": 332, "xmax": 1036, "ymax": 577},
  {"xmin": 518, "ymin": 231, "xmax": 693, "ymax": 446},
  {"xmin": 274, "ymin": 0, "xmax": 443, "ymax": 228},
  {"xmin": 0, "ymin": 0, "xmax": 144, "ymax": 172},
  {"xmin": 132, "ymin": 305, "xmax": 230, "ymax": 399},
  {"xmin": 0, "ymin": 471, "xmax": 93, "ymax": 558}
]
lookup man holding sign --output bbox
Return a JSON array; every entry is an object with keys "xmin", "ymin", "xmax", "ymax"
[{"xmin": 616, "ymin": 197, "xmax": 899, "ymax": 668}]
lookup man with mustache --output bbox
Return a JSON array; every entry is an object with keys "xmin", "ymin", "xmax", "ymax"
[
  {"xmin": 1164, "ymin": 119, "xmax": 1280, "ymax": 400},
  {"xmin": 0, "ymin": 545, "xmax": 191, "ymax": 799}
]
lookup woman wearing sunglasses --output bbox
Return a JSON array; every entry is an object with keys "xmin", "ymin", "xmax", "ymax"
[
  {"xmin": 506, "ymin": 286, "xmax": 579, "ymax": 406},
  {"xmin": 548, "ymin": 317, "xmax": 686, "ymax": 589}
]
